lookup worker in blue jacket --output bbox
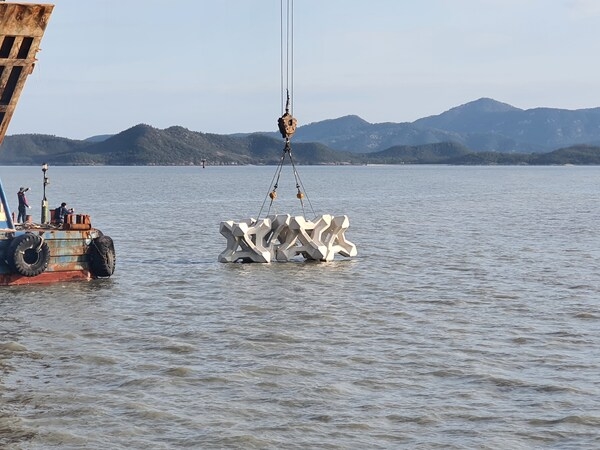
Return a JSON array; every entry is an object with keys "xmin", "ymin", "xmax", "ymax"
[{"xmin": 54, "ymin": 202, "xmax": 74, "ymax": 224}]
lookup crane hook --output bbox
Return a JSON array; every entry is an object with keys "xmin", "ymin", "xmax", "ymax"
[{"xmin": 277, "ymin": 89, "xmax": 297, "ymax": 139}]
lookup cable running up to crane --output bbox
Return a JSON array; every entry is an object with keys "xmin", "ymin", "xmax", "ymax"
[{"xmin": 258, "ymin": 0, "xmax": 315, "ymax": 220}]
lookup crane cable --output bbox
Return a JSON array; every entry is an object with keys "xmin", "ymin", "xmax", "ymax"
[
  {"xmin": 281, "ymin": 0, "xmax": 293, "ymax": 119},
  {"xmin": 257, "ymin": 0, "xmax": 316, "ymax": 220}
]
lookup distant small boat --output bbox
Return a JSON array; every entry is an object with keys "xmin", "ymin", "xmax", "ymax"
[{"xmin": 0, "ymin": 2, "xmax": 115, "ymax": 285}]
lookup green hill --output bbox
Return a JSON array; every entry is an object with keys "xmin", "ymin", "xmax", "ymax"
[
  {"xmin": 364, "ymin": 142, "xmax": 471, "ymax": 164},
  {"xmin": 1, "ymin": 124, "xmax": 600, "ymax": 166}
]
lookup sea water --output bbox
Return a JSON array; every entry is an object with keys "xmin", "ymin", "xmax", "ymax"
[{"xmin": 1, "ymin": 165, "xmax": 599, "ymax": 449}]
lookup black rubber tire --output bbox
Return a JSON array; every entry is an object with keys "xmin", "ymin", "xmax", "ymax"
[
  {"xmin": 6, "ymin": 233, "xmax": 50, "ymax": 277},
  {"xmin": 89, "ymin": 235, "xmax": 116, "ymax": 277}
]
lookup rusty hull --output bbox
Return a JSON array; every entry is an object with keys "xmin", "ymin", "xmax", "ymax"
[
  {"xmin": 0, "ymin": 2, "xmax": 54, "ymax": 145},
  {"xmin": 0, "ymin": 228, "xmax": 101, "ymax": 286}
]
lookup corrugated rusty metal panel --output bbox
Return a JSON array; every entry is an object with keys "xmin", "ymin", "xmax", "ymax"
[
  {"xmin": 40, "ymin": 229, "xmax": 96, "ymax": 242},
  {"xmin": 42, "ymin": 233, "xmax": 91, "ymax": 257},
  {"xmin": 47, "ymin": 245, "xmax": 89, "ymax": 257},
  {"xmin": 49, "ymin": 243, "xmax": 87, "ymax": 258},
  {"xmin": 49, "ymin": 254, "xmax": 87, "ymax": 263},
  {"xmin": 42, "ymin": 230, "xmax": 94, "ymax": 266},
  {"xmin": 45, "ymin": 261, "xmax": 88, "ymax": 272},
  {"xmin": 0, "ymin": 3, "xmax": 54, "ymax": 145}
]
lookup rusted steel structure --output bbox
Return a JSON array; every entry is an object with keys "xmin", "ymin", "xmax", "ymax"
[
  {"xmin": 0, "ymin": 2, "xmax": 52, "ymax": 145},
  {"xmin": 0, "ymin": 2, "xmax": 116, "ymax": 286}
]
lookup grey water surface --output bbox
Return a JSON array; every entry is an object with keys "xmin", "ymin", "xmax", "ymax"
[{"xmin": 1, "ymin": 165, "xmax": 599, "ymax": 449}]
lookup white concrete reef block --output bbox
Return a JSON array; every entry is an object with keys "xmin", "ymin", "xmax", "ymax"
[
  {"xmin": 218, "ymin": 218, "xmax": 272, "ymax": 263},
  {"xmin": 219, "ymin": 214, "xmax": 357, "ymax": 263}
]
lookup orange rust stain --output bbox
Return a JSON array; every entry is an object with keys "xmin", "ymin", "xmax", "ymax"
[{"xmin": 0, "ymin": 270, "xmax": 93, "ymax": 286}]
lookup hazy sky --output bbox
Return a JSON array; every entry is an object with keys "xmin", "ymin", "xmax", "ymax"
[{"xmin": 7, "ymin": 0, "xmax": 600, "ymax": 139}]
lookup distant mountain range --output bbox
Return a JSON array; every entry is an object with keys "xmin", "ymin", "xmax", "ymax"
[
  {"xmin": 282, "ymin": 98, "xmax": 600, "ymax": 153},
  {"xmin": 1, "ymin": 98, "xmax": 600, "ymax": 165}
]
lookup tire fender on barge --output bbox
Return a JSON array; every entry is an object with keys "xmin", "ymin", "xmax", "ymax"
[
  {"xmin": 5, "ymin": 233, "xmax": 50, "ymax": 277},
  {"xmin": 88, "ymin": 235, "xmax": 116, "ymax": 278}
]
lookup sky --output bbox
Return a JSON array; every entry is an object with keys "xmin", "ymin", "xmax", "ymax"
[{"xmin": 6, "ymin": 0, "xmax": 600, "ymax": 139}]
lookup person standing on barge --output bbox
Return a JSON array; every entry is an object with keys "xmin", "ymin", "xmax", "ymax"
[{"xmin": 17, "ymin": 187, "xmax": 30, "ymax": 223}]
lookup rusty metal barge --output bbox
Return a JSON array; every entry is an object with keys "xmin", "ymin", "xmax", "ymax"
[{"xmin": 0, "ymin": 2, "xmax": 115, "ymax": 286}]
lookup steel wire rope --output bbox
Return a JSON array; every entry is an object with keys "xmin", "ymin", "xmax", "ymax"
[
  {"xmin": 259, "ymin": 0, "xmax": 316, "ymax": 219},
  {"xmin": 289, "ymin": 0, "xmax": 294, "ymax": 117},
  {"xmin": 287, "ymin": 143, "xmax": 316, "ymax": 218},
  {"xmin": 280, "ymin": 0, "xmax": 294, "ymax": 117},
  {"xmin": 257, "ymin": 149, "xmax": 287, "ymax": 218}
]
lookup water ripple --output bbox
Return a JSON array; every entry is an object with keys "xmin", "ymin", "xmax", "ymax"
[{"xmin": 1, "ymin": 166, "xmax": 599, "ymax": 449}]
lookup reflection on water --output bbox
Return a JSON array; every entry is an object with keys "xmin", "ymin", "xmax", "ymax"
[{"xmin": 0, "ymin": 165, "xmax": 599, "ymax": 449}]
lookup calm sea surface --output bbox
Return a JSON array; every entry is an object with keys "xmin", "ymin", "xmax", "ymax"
[{"xmin": 0, "ymin": 165, "xmax": 599, "ymax": 449}]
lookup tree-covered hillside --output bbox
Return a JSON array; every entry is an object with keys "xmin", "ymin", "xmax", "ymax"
[{"xmin": 1, "ymin": 124, "xmax": 600, "ymax": 166}]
